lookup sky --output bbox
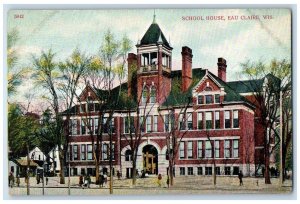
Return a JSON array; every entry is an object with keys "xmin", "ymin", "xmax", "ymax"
[{"xmin": 7, "ymin": 9, "xmax": 291, "ymax": 106}]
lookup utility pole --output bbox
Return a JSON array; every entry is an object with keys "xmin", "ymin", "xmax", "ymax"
[
  {"xmin": 109, "ymin": 133, "xmax": 113, "ymax": 194},
  {"xmin": 279, "ymin": 90, "xmax": 283, "ymax": 186},
  {"xmin": 26, "ymin": 144, "xmax": 30, "ymax": 196},
  {"xmin": 42, "ymin": 155, "xmax": 45, "ymax": 195},
  {"xmin": 68, "ymin": 150, "xmax": 71, "ymax": 195}
]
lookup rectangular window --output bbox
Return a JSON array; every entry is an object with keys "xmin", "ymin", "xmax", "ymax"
[
  {"xmin": 104, "ymin": 117, "xmax": 115, "ymax": 134},
  {"xmin": 198, "ymin": 95, "xmax": 203, "ymax": 104},
  {"xmin": 215, "ymin": 167, "xmax": 221, "ymax": 175},
  {"xmin": 140, "ymin": 116, "xmax": 145, "ymax": 133},
  {"xmin": 80, "ymin": 104, "xmax": 86, "ymax": 113},
  {"xmin": 81, "ymin": 119, "xmax": 86, "ymax": 135},
  {"xmin": 124, "ymin": 117, "xmax": 134, "ymax": 134},
  {"xmin": 180, "ymin": 167, "xmax": 185, "ymax": 175},
  {"xmin": 205, "ymin": 167, "xmax": 212, "ymax": 175},
  {"xmin": 225, "ymin": 167, "xmax": 231, "ymax": 175},
  {"xmin": 153, "ymin": 115, "xmax": 158, "ymax": 132},
  {"xmin": 187, "ymin": 112, "xmax": 193, "ymax": 130},
  {"xmin": 233, "ymin": 110, "xmax": 239, "ymax": 128},
  {"xmin": 87, "ymin": 118, "xmax": 93, "ymax": 134},
  {"xmin": 102, "ymin": 144, "xmax": 108, "ymax": 160},
  {"xmin": 205, "ymin": 141, "xmax": 212, "ymax": 158},
  {"xmin": 224, "ymin": 140, "xmax": 231, "ymax": 158},
  {"xmin": 214, "ymin": 140, "xmax": 220, "ymax": 158},
  {"xmin": 198, "ymin": 112, "xmax": 203, "ymax": 129},
  {"xmin": 215, "ymin": 111, "xmax": 220, "ymax": 129},
  {"xmin": 146, "ymin": 116, "xmax": 152, "ymax": 132},
  {"xmin": 197, "ymin": 167, "xmax": 203, "ymax": 175},
  {"xmin": 87, "ymin": 144, "xmax": 93, "ymax": 160},
  {"xmin": 124, "ymin": 117, "xmax": 129, "ymax": 134},
  {"xmin": 94, "ymin": 118, "xmax": 99, "ymax": 135},
  {"xmin": 225, "ymin": 111, "xmax": 231, "ymax": 128},
  {"xmin": 188, "ymin": 141, "xmax": 193, "ymax": 158},
  {"xmin": 69, "ymin": 119, "xmax": 77, "ymax": 135},
  {"xmin": 205, "ymin": 95, "xmax": 213, "ymax": 104},
  {"xmin": 233, "ymin": 139, "xmax": 239, "ymax": 158},
  {"xmin": 179, "ymin": 142, "xmax": 185, "ymax": 159},
  {"xmin": 81, "ymin": 144, "xmax": 86, "ymax": 160},
  {"xmin": 88, "ymin": 103, "xmax": 94, "ymax": 112},
  {"xmin": 188, "ymin": 167, "xmax": 193, "ymax": 175},
  {"xmin": 233, "ymin": 167, "xmax": 239, "ymax": 175},
  {"xmin": 179, "ymin": 113, "xmax": 185, "ymax": 130},
  {"xmin": 164, "ymin": 115, "xmax": 170, "ymax": 132},
  {"xmin": 205, "ymin": 112, "xmax": 213, "ymax": 129},
  {"xmin": 215, "ymin": 94, "xmax": 220, "ymax": 103},
  {"xmin": 197, "ymin": 141, "xmax": 203, "ymax": 158},
  {"xmin": 73, "ymin": 145, "xmax": 78, "ymax": 160}
]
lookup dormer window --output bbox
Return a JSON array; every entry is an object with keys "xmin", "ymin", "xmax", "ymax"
[
  {"xmin": 215, "ymin": 94, "xmax": 220, "ymax": 103},
  {"xmin": 205, "ymin": 95, "xmax": 213, "ymax": 104},
  {"xmin": 197, "ymin": 95, "xmax": 203, "ymax": 104}
]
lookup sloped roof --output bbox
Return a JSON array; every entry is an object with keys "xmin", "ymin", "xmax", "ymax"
[
  {"xmin": 16, "ymin": 159, "xmax": 39, "ymax": 167},
  {"xmin": 162, "ymin": 69, "xmax": 255, "ymax": 108},
  {"xmin": 227, "ymin": 79, "xmax": 264, "ymax": 93},
  {"xmin": 139, "ymin": 22, "xmax": 171, "ymax": 49}
]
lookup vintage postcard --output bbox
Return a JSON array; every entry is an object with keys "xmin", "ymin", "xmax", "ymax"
[{"xmin": 6, "ymin": 8, "xmax": 292, "ymax": 196}]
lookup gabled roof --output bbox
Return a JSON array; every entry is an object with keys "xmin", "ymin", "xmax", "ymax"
[
  {"xmin": 162, "ymin": 68, "xmax": 255, "ymax": 108},
  {"xmin": 139, "ymin": 22, "xmax": 171, "ymax": 49}
]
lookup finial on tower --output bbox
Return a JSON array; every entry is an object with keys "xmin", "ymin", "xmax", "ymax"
[{"xmin": 153, "ymin": 9, "xmax": 156, "ymax": 24}]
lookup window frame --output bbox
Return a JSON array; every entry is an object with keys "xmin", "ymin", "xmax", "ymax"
[
  {"xmin": 187, "ymin": 141, "xmax": 193, "ymax": 159},
  {"xmin": 224, "ymin": 140, "xmax": 231, "ymax": 158},
  {"xmin": 87, "ymin": 144, "xmax": 93, "ymax": 160},
  {"xmin": 81, "ymin": 144, "xmax": 86, "ymax": 160},
  {"xmin": 233, "ymin": 110, "xmax": 239, "ymax": 128},
  {"xmin": 205, "ymin": 141, "xmax": 212, "ymax": 158},
  {"xmin": 225, "ymin": 110, "xmax": 231, "ymax": 129},
  {"xmin": 205, "ymin": 95, "xmax": 213, "ymax": 104},
  {"xmin": 179, "ymin": 142, "xmax": 185, "ymax": 159},
  {"xmin": 215, "ymin": 111, "xmax": 220, "ymax": 129},
  {"xmin": 233, "ymin": 139, "xmax": 239, "ymax": 158},
  {"xmin": 198, "ymin": 112, "xmax": 203, "ymax": 129},
  {"xmin": 215, "ymin": 94, "xmax": 220, "ymax": 104},
  {"xmin": 197, "ymin": 141, "xmax": 203, "ymax": 158},
  {"xmin": 214, "ymin": 140, "xmax": 220, "ymax": 158},
  {"xmin": 205, "ymin": 112, "xmax": 213, "ymax": 129}
]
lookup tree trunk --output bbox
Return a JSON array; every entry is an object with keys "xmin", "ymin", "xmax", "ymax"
[
  {"xmin": 169, "ymin": 159, "xmax": 174, "ymax": 186},
  {"xmin": 59, "ymin": 151, "xmax": 65, "ymax": 184},
  {"xmin": 264, "ymin": 146, "xmax": 271, "ymax": 184},
  {"xmin": 213, "ymin": 163, "xmax": 217, "ymax": 186},
  {"xmin": 132, "ymin": 160, "xmax": 137, "ymax": 186},
  {"xmin": 95, "ymin": 159, "xmax": 100, "ymax": 185}
]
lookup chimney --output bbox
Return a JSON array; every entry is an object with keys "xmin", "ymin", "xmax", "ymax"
[
  {"xmin": 181, "ymin": 46, "xmax": 193, "ymax": 92},
  {"xmin": 217, "ymin": 57, "xmax": 227, "ymax": 82},
  {"xmin": 127, "ymin": 53, "xmax": 137, "ymax": 97}
]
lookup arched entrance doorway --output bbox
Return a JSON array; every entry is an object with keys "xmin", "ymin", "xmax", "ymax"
[{"xmin": 142, "ymin": 145, "xmax": 158, "ymax": 174}]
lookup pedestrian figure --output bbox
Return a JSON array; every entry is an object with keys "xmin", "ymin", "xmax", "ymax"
[
  {"xmin": 16, "ymin": 175, "xmax": 20, "ymax": 187},
  {"xmin": 166, "ymin": 176, "xmax": 170, "ymax": 188},
  {"xmin": 238, "ymin": 170, "xmax": 243, "ymax": 186},
  {"xmin": 157, "ymin": 173, "xmax": 162, "ymax": 187},
  {"xmin": 87, "ymin": 174, "xmax": 91, "ymax": 188},
  {"xmin": 9, "ymin": 172, "xmax": 14, "ymax": 188},
  {"xmin": 100, "ymin": 174, "xmax": 104, "ymax": 187},
  {"xmin": 79, "ymin": 175, "xmax": 83, "ymax": 187},
  {"xmin": 104, "ymin": 173, "xmax": 108, "ymax": 185},
  {"xmin": 36, "ymin": 173, "xmax": 40, "ymax": 184}
]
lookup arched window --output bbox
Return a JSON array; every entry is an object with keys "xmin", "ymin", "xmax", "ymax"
[
  {"xmin": 142, "ymin": 87, "xmax": 147, "ymax": 105},
  {"xmin": 150, "ymin": 86, "xmax": 156, "ymax": 103},
  {"xmin": 125, "ymin": 150, "xmax": 132, "ymax": 161}
]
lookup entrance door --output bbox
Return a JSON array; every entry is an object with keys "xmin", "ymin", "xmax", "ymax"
[{"xmin": 142, "ymin": 144, "xmax": 158, "ymax": 174}]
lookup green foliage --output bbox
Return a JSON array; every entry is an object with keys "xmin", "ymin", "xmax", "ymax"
[{"xmin": 8, "ymin": 104, "xmax": 39, "ymax": 159}]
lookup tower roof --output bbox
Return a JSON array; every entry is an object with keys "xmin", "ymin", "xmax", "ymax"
[{"xmin": 139, "ymin": 21, "xmax": 171, "ymax": 49}]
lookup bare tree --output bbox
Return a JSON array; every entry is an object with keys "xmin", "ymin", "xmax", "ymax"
[{"xmin": 240, "ymin": 59, "xmax": 286, "ymax": 184}]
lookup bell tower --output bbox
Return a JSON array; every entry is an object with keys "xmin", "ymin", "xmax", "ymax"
[{"xmin": 135, "ymin": 14, "xmax": 173, "ymax": 105}]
